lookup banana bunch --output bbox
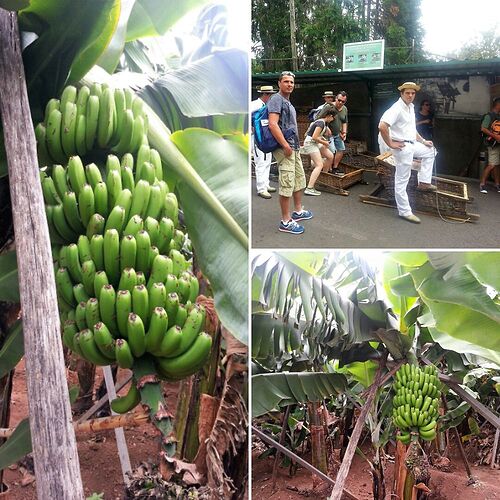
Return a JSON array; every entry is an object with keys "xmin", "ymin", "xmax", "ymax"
[
  {"xmin": 36, "ymin": 84, "xmax": 213, "ymax": 413},
  {"xmin": 392, "ymin": 363, "xmax": 441, "ymax": 444},
  {"xmin": 36, "ymin": 83, "xmax": 149, "ymax": 166}
]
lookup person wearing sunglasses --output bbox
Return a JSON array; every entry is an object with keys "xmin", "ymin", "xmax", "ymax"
[
  {"xmin": 327, "ymin": 91, "xmax": 348, "ymax": 174},
  {"xmin": 267, "ymin": 71, "xmax": 314, "ymax": 235},
  {"xmin": 378, "ymin": 82, "xmax": 437, "ymax": 224},
  {"xmin": 415, "ymin": 100, "xmax": 434, "ymax": 140},
  {"xmin": 251, "ymin": 85, "xmax": 278, "ymax": 199}
]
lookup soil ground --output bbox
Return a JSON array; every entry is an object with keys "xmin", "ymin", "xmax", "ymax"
[
  {"xmin": 252, "ymin": 441, "xmax": 500, "ymax": 500},
  {"xmin": 1, "ymin": 358, "xmax": 179, "ymax": 499},
  {"xmin": 251, "ymin": 172, "xmax": 500, "ymax": 249}
]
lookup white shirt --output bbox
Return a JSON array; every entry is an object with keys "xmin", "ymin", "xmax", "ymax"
[
  {"xmin": 250, "ymin": 97, "xmax": 265, "ymax": 113},
  {"xmin": 379, "ymin": 98, "xmax": 417, "ymax": 141}
]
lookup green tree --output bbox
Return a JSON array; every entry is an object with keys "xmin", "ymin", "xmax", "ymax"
[{"xmin": 455, "ymin": 29, "xmax": 500, "ymax": 60}]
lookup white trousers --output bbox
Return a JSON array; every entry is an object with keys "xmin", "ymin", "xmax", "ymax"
[
  {"xmin": 252, "ymin": 135, "xmax": 272, "ymax": 193},
  {"xmin": 378, "ymin": 138, "xmax": 437, "ymax": 216}
]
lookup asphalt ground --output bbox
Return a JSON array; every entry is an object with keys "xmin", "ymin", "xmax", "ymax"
[{"xmin": 251, "ymin": 171, "xmax": 500, "ymax": 249}]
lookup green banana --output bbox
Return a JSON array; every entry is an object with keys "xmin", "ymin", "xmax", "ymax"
[
  {"xmin": 127, "ymin": 312, "xmax": 146, "ymax": 357},
  {"xmin": 46, "ymin": 108, "xmax": 66, "ymax": 163},
  {"xmin": 90, "ymin": 234, "xmax": 105, "ymax": 271},
  {"xmin": 118, "ymin": 267, "xmax": 137, "ymax": 294},
  {"xmin": 65, "ymin": 243, "xmax": 83, "ymax": 283},
  {"xmin": 62, "ymin": 320, "xmax": 78, "ymax": 351},
  {"xmin": 85, "ymin": 94, "xmax": 100, "ymax": 151},
  {"xmin": 104, "ymin": 205, "xmax": 126, "ymax": 234},
  {"xmin": 135, "ymin": 230, "xmax": 151, "ymax": 275},
  {"xmin": 103, "ymin": 229, "xmax": 120, "ymax": 285},
  {"xmin": 93, "ymin": 181, "xmax": 109, "ymax": 219},
  {"xmin": 97, "ymin": 87, "xmax": 115, "ymax": 148},
  {"xmin": 93, "ymin": 322, "xmax": 116, "ymax": 360},
  {"xmin": 78, "ymin": 183, "xmax": 95, "ymax": 227},
  {"xmin": 63, "ymin": 191, "xmax": 85, "ymax": 234},
  {"xmin": 93, "ymin": 270, "xmax": 109, "ymax": 300},
  {"xmin": 110, "ymin": 382, "xmax": 141, "ymax": 414},
  {"xmin": 132, "ymin": 284, "xmax": 149, "ymax": 327},
  {"xmin": 81, "ymin": 258, "xmax": 97, "ymax": 296},
  {"xmin": 85, "ymin": 162, "xmax": 103, "ymax": 189},
  {"xmin": 78, "ymin": 328, "xmax": 110, "ymax": 366},
  {"xmin": 115, "ymin": 338, "xmax": 134, "ymax": 369},
  {"xmin": 144, "ymin": 217, "xmax": 159, "ymax": 248},
  {"xmin": 55, "ymin": 267, "xmax": 76, "ymax": 307},
  {"xmin": 120, "ymin": 235, "xmax": 137, "ymax": 272},
  {"xmin": 85, "ymin": 297, "xmax": 101, "ymax": 331},
  {"xmin": 41, "ymin": 176, "xmax": 61, "ymax": 205},
  {"xmin": 116, "ymin": 289, "xmax": 132, "ymax": 338},
  {"xmin": 123, "ymin": 214, "xmax": 143, "ymax": 238},
  {"xmin": 156, "ymin": 332, "xmax": 212, "ymax": 380},
  {"xmin": 106, "ymin": 168, "xmax": 122, "ymax": 211},
  {"xmin": 77, "ymin": 235, "xmax": 92, "ymax": 263},
  {"xmin": 99, "ymin": 284, "xmax": 118, "ymax": 336},
  {"xmin": 67, "ymin": 156, "xmax": 86, "ymax": 196},
  {"xmin": 157, "ymin": 217, "xmax": 174, "ymax": 254},
  {"xmin": 145, "ymin": 307, "xmax": 168, "ymax": 354},
  {"xmin": 75, "ymin": 301, "xmax": 87, "ymax": 331},
  {"xmin": 51, "ymin": 164, "xmax": 69, "ymax": 200},
  {"xmin": 52, "ymin": 204, "xmax": 78, "ymax": 243},
  {"xmin": 61, "ymin": 102, "xmax": 77, "ymax": 157}
]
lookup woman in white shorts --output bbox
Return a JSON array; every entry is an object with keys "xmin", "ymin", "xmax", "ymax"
[{"xmin": 302, "ymin": 106, "xmax": 335, "ymax": 196}]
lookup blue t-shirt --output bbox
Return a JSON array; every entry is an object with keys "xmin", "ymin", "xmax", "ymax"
[{"xmin": 267, "ymin": 93, "xmax": 300, "ymax": 150}]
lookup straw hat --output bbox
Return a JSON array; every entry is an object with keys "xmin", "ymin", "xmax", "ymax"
[
  {"xmin": 398, "ymin": 82, "xmax": 421, "ymax": 91},
  {"xmin": 258, "ymin": 85, "xmax": 277, "ymax": 93},
  {"xmin": 323, "ymin": 91, "xmax": 335, "ymax": 97}
]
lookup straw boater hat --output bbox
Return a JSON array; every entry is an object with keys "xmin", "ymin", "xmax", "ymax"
[
  {"xmin": 398, "ymin": 82, "xmax": 421, "ymax": 91},
  {"xmin": 323, "ymin": 91, "xmax": 335, "ymax": 97},
  {"xmin": 258, "ymin": 85, "xmax": 277, "ymax": 93}
]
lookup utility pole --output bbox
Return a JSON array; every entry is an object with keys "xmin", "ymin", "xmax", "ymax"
[{"xmin": 289, "ymin": 0, "xmax": 298, "ymax": 71}]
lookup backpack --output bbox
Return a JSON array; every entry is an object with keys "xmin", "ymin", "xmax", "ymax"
[
  {"xmin": 482, "ymin": 112, "xmax": 500, "ymax": 147},
  {"xmin": 308, "ymin": 107, "xmax": 319, "ymax": 121},
  {"xmin": 252, "ymin": 104, "xmax": 295, "ymax": 154}
]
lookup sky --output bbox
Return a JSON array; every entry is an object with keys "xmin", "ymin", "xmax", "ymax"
[{"xmin": 421, "ymin": 0, "xmax": 499, "ymax": 56}]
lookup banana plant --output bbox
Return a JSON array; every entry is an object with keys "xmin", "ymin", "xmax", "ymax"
[{"xmin": 0, "ymin": 0, "xmax": 247, "ymax": 476}]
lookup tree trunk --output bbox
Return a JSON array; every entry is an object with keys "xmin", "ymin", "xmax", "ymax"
[{"xmin": 0, "ymin": 10, "xmax": 84, "ymax": 499}]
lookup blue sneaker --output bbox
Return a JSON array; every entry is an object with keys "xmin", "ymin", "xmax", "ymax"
[
  {"xmin": 291, "ymin": 209, "xmax": 313, "ymax": 221},
  {"xmin": 279, "ymin": 219, "xmax": 304, "ymax": 234}
]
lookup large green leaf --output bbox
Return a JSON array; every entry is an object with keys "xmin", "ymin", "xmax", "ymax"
[
  {"xmin": 340, "ymin": 360, "xmax": 378, "ymax": 388},
  {"xmin": 252, "ymin": 372, "xmax": 348, "ymax": 418},
  {"xmin": 0, "ymin": 251, "xmax": 19, "ymax": 303},
  {"xmin": 126, "ymin": 0, "xmax": 212, "ymax": 40},
  {"xmin": 428, "ymin": 252, "xmax": 500, "ymax": 292},
  {"xmin": 0, "ymin": 321, "xmax": 23, "ymax": 379},
  {"xmin": 19, "ymin": 0, "xmax": 118, "ymax": 106},
  {"xmin": 413, "ymin": 265, "xmax": 500, "ymax": 352},
  {"xmin": 140, "ymin": 49, "xmax": 248, "ymax": 133},
  {"xmin": 0, "ymin": 419, "xmax": 31, "ymax": 471},
  {"xmin": 389, "ymin": 252, "xmax": 429, "ymax": 267},
  {"xmin": 166, "ymin": 128, "xmax": 248, "ymax": 343}
]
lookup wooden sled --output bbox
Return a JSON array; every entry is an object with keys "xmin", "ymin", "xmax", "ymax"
[{"xmin": 359, "ymin": 153, "xmax": 479, "ymax": 222}]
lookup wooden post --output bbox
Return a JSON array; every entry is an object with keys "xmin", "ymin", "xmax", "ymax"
[
  {"xmin": 328, "ymin": 354, "xmax": 388, "ymax": 500},
  {"xmin": 0, "ymin": 10, "xmax": 84, "ymax": 500},
  {"xmin": 271, "ymin": 405, "xmax": 291, "ymax": 492}
]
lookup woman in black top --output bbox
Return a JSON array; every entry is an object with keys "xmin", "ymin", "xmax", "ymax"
[{"xmin": 416, "ymin": 100, "xmax": 434, "ymax": 140}]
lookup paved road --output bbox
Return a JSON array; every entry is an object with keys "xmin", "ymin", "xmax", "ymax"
[{"xmin": 251, "ymin": 171, "xmax": 500, "ymax": 249}]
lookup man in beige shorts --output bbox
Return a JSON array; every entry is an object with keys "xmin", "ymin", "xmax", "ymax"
[{"xmin": 268, "ymin": 71, "xmax": 313, "ymax": 235}]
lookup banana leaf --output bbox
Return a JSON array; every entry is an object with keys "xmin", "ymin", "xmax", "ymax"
[
  {"xmin": 139, "ymin": 48, "xmax": 248, "ymax": 133},
  {"xmin": 125, "ymin": 0, "xmax": 212, "ymax": 41},
  {"xmin": 18, "ymin": 0, "xmax": 119, "ymax": 110},
  {"xmin": 0, "ymin": 321, "xmax": 23, "ymax": 379},
  {"xmin": 167, "ymin": 128, "xmax": 247, "ymax": 344},
  {"xmin": 0, "ymin": 418, "xmax": 31, "ymax": 471},
  {"xmin": 413, "ymin": 264, "xmax": 500, "ymax": 353},
  {"xmin": 252, "ymin": 372, "xmax": 348, "ymax": 418},
  {"xmin": 0, "ymin": 251, "xmax": 19, "ymax": 303},
  {"xmin": 340, "ymin": 360, "xmax": 378, "ymax": 388}
]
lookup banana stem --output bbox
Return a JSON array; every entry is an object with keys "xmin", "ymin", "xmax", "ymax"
[{"xmin": 145, "ymin": 105, "xmax": 248, "ymax": 250}]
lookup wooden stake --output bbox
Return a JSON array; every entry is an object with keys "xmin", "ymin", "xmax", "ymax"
[
  {"xmin": 492, "ymin": 428, "xmax": 500, "ymax": 469},
  {"xmin": 0, "ymin": 10, "xmax": 84, "ymax": 499},
  {"xmin": 271, "ymin": 404, "xmax": 291, "ymax": 492},
  {"xmin": 328, "ymin": 354, "xmax": 388, "ymax": 500}
]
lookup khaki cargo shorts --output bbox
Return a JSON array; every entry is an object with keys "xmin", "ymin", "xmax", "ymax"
[
  {"xmin": 272, "ymin": 148, "xmax": 306, "ymax": 197},
  {"xmin": 487, "ymin": 146, "xmax": 499, "ymax": 166}
]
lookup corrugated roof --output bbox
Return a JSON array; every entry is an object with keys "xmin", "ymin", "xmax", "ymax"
[{"xmin": 253, "ymin": 58, "xmax": 500, "ymax": 85}]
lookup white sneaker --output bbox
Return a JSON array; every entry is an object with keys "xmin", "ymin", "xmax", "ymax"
[{"xmin": 304, "ymin": 187, "xmax": 321, "ymax": 196}]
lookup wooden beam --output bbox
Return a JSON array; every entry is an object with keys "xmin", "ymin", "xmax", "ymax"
[{"xmin": 0, "ymin": 9, "xmax": 84, "ymax": 499}]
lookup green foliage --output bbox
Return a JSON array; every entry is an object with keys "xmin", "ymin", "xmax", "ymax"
[
  {"xmin": 86, "ymin": 494, "xmax": 104, "ymax": 500},
  {"xmin": 0, "ymin": 419, "xmax": 31, "ymax": 471},
  {"xmin": 455, "ymin": 29, "xmax": 500, "ymax": 60},
  {"xmin": 252, "ymin": 0, "xmax": 426, "ymax": 71}
]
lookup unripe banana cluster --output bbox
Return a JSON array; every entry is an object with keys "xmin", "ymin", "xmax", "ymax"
[
  {"xmin": 36, "ymin": 86, "xmax": 213, "ymax": 413},
  {"xmin": 392, "ymin": 364, "xmax": 441, "ymax": 444},
  {"xmin": 36, "ymin": 83, "xmax": 149, "ymax": 165}
]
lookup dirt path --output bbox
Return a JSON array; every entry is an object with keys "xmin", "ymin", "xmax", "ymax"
[
  {"xmin": 2, "ymin": 359, "xmax": 179, "ymax": 499},
  {"xmin": 252, "ymin": 445, "xmax": 500, "ymax": 499}
]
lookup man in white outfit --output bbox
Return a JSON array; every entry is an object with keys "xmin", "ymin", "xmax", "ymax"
[
  {"xmin": 378, "ymin": 82, "xmax": 437, "ymax": 224},
  {"xmin": 251, "ymin": 85, "xmax": 277, "ymax": 199}
]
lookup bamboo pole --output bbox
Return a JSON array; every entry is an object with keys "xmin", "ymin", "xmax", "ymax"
[
  {"xmin": 0, "ymin": 10, "xmax": 84, "ymax": 499},
  {"xmin": 271, "ymin": 405, "xmax": 291, "ymax": 492},
  {"xmin": 0, "ymin": 411, "xmax": 149, "ymax": 438}
]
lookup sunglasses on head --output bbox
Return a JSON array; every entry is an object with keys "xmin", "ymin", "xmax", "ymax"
[{"xmin": 280, "ymin": 71, "xmax": 295, "ymax": 78}]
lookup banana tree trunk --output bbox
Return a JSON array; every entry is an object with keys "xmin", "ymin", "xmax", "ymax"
[{"xmin": 0, "ymin": 11, "xmax": 84, "ymax": 499}]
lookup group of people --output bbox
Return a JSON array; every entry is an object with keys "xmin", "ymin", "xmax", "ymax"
[{"xmin": 252, "ymin": 71, "xmax": 500, "ymax": 234}]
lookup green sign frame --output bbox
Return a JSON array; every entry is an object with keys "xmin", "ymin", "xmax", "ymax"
[{"xmin": 343, "ymin": 39, "xmax": 385, "ymax": 72}]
